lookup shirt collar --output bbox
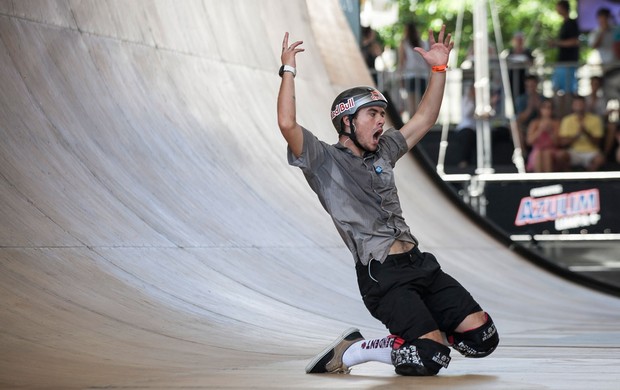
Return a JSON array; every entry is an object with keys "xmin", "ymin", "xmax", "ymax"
[{"xmin": 334, "ymin": 141, "xmax": 381, "ymax": 158}]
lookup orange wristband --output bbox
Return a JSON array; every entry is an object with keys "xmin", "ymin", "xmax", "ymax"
[{"xmin": 431, "ymin": 65, "xmax": 448, "ymax": 73}]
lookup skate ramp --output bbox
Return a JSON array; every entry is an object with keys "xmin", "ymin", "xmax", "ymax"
[{"xmin": 1, "ymin": 1, "xmax": 619, "ymax": 389}]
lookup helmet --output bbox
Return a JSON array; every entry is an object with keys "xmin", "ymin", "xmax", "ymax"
[{"xmin": 330, "ymin": 86, "xmax": 387, "ymax": 134}]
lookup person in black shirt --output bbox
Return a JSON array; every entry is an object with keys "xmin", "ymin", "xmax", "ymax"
[{"xmin": 550, "ymin": 0, "xmax": 580, "ymax": 96}]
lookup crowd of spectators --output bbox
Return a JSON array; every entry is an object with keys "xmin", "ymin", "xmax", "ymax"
[
  {"xmin": 512, "ymin": 1, "xmax": 620, "ymax": 172},
  {"xmin": 516, "ymin": 76, "xmax": 620, "ymax": 173},
  {"xmin": 359, "ymin": 1, "xmax": 620, "ymax": 173}
]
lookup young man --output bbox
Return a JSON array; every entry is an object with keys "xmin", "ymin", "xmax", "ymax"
[
  {"xmin": 550, "ymin": 0, "xmax": 580, "ymax": 96},
  {"xmin": 550, "ymin": 0, "xmax": 580, "ymax": 116},
  {"xmin": 276, "ymin": 26, "xmax": 498, "ymax": 377}
]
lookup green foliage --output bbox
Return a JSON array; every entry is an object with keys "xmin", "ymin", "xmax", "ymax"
[{"xmin": 374, "ymin": 0, "xmax": 586, "ymax": 69}]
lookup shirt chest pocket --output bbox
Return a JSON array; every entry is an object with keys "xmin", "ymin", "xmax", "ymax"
[{"xmin": 371, "ymin": 157, "xmax": 395, "ymax": 189}]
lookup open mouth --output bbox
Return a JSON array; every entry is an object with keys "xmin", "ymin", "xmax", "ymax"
[{"xmin": 372, "ymin": 129, "xmax": 383, "ymax": 142}]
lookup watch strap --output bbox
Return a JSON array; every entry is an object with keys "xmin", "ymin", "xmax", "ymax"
[{"xmin": 279, "ymin": 64, "xmax": 296, "ymax": 77}]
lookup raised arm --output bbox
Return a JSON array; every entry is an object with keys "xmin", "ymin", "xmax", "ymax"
[
  {"xmin": 400, "ymin": 25, "xmax": 453, "ymax": 150},
  {"xmin": 277, "ymin": 32, "xmax": 305, "ymax": 158}
]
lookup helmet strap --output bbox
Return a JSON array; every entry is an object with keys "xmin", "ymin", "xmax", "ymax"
[{"xmin": 340, "ymin": 115, "xmax": 368, "ymax": 152}]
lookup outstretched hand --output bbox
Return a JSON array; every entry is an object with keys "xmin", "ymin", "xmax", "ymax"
[
  {"xmin": 281, "ymin": 32, "xmax": 304, "ymax": 67},
  {"xmin": 413, "ymin": 25, "xmax": 453, "ymax": 67}
]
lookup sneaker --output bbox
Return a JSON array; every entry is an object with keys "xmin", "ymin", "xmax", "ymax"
[{"xmin": 305, "ymin": 328, "xmax": 364, "ymax": 374}]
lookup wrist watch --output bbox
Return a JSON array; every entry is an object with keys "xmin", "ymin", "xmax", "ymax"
[{"xmin": 279, "ymin": 64, "xmax": 296, "ymax": 78}]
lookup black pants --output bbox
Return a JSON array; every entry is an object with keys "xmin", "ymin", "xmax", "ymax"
[{"xmin": 356, "ymin": 246, "xmax": 481, "ymax": 342}]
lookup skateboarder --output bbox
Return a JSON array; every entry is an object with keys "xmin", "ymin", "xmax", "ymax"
[{"xmin": 276, "ymin": 25, "xmax": 498, "ymax": 377}]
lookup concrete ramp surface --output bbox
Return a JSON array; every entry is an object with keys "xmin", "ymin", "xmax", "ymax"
[{"xmin": 1, "ymin": 1, "xmax": 619, "ymax": 388}]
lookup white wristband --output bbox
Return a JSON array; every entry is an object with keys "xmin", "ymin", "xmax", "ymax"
[{"xmin": 279, "ymin": 65, "xmax": 296, "ymax": 77}]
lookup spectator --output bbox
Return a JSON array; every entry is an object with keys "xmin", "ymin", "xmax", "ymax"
[
  {"xmin": 398, "ymin": 22, "xmax": 429, "ymax": 118},
  {"xmin": 613, "ymin": 9, "xmax": 620, "ymax": 60},
  {"xmin": 454, "ymin": 82, "xmax": 477, "ymax": 168},
  {"xmin": 452, "ymin": 81, "xmax": 503, "ymax": 168},
  {"xmin": 585, "ymin": 76, "xmax": 607, "ymax": 117},
  {"xmin": 615, "ymin": 127, "xmax": 620, "ymax": 164},
  {"xmin": 525, "ymin": 99, "xmax": 561, "ymax": 172},
  {"xmin": 516, "ymin": 75, "xmax": 545, "ymax": 150},
  {"xmin": 605, "ymin": 116, "xmax": 620, "ymax": 165},
  {"xmin": 588, "ymin": 8, "xmax": 615, "ymax": 66},
  {"xmin": 550, "ymin": 1, "xmax": 580, "ymax": 98},
  {"xmin": 557, "ymin": 95, "xmax": 606, "ymax": 171},
  {"xmin": 361, "ymin": 26, "xmax": 384, "ymax": 85},
  {"xmin": 585, "ymin": 75, "xmax": 619, "ymax": 166},
  {"xmin": 507, "ymin": 32, "xmax": 534, "ymax": 100}
]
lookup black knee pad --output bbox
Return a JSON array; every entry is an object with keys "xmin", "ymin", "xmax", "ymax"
[
  {"xmin": 391, "ymin": 338, "xmax": 451, "ymax": 376},
  {"xmin": 448, "ymin": 313, "xmax": 499, "ymax": 358}
]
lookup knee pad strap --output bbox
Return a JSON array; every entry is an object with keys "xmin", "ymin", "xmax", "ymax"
[
  {"xmin": 391, "ymin": 338, "xmax": 451, "ymax": 376},
  {"xmin": 448, "ymin": 313, "xmax": 499, "ymax": 358}
]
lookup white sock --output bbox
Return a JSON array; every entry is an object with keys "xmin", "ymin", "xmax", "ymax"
[{"xmin": 342, "ymin": 335, "xmax": 395, "ymax": 367}]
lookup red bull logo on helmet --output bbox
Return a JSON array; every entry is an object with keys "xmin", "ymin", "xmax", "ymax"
[
  {"xmin": 370, "ymin": 89, "xmax": 386, "ymax": 102},
  {"xmin": 331, "ymin": 97, "xmax": 355, "ymax": 120}
]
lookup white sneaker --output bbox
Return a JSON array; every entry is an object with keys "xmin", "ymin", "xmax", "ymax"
[{"xmin": 305, "ymin": 328, "xmax": 364, "ymax": 374}]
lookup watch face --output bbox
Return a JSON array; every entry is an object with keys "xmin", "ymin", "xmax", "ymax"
[{"xmin": 279, "ymin": 65, "xmax": 285, "ymax": 76}]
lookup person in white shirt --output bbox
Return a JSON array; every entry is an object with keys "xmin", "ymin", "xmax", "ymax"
[{"xmin": 589, "ymin": 7, "xmax": 616, "ymax": 65}]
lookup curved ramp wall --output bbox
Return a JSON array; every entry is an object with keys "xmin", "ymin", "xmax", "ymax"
[{"xmin": 0, "ymin": 1, "xmax": 619, "ymax": 388}]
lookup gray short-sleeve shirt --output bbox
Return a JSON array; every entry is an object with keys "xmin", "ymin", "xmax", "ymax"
[{"xmin": 288, "ymin": 127, "xmax": 418, "ymax": 265}]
